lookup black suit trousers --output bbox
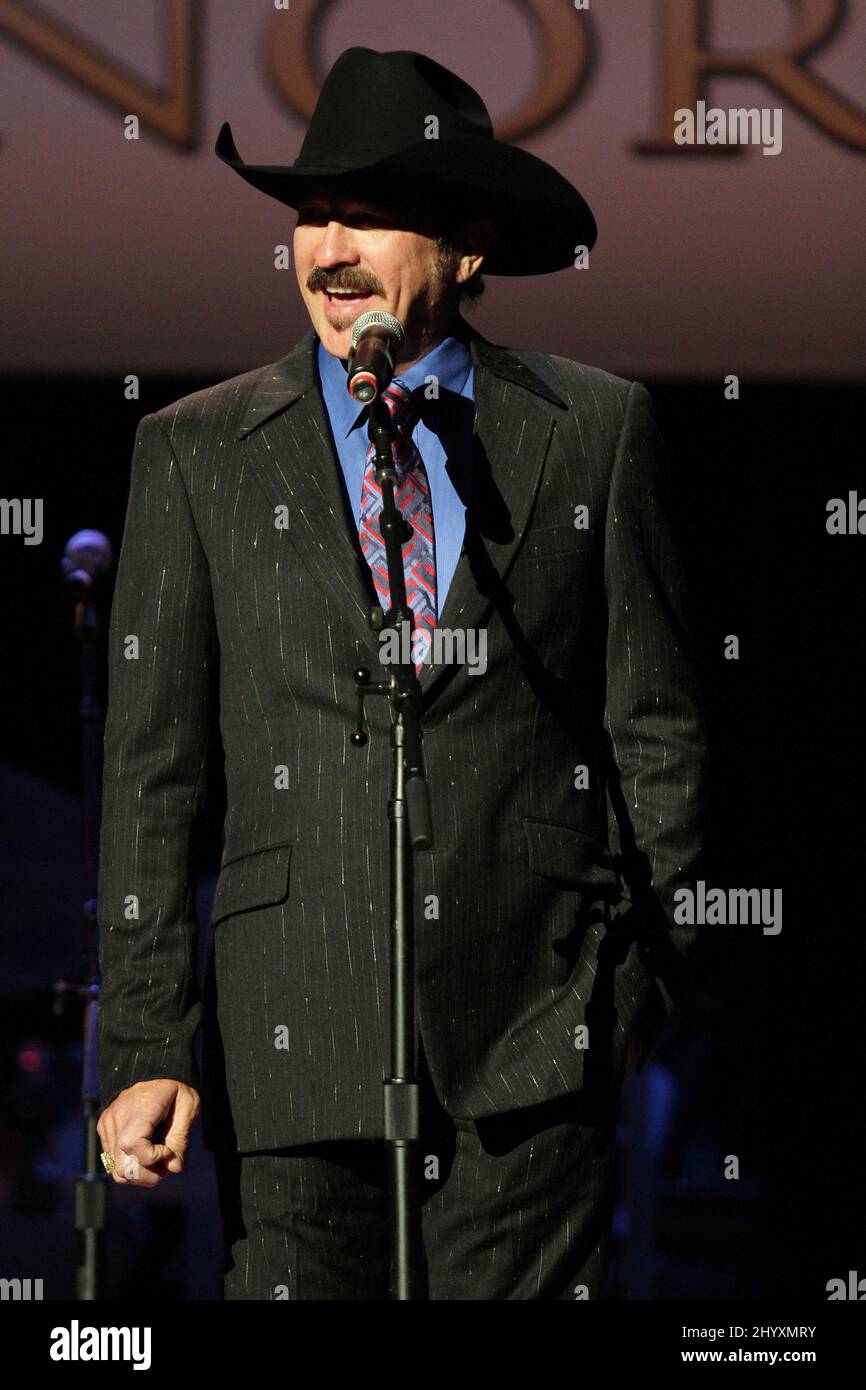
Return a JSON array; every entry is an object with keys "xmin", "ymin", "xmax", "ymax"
[{"xmin": 214, "ymin": 1038, "xmax": 620, "ymax": 1300}]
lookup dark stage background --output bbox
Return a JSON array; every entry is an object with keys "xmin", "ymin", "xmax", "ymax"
[{"xmin": 0, "ymin": 0, "xmax": 864, "ymax": 1314}]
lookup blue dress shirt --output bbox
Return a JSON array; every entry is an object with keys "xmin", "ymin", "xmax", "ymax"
[{"xmin": 316, "ymin": 332, "xmax": 475, "ymax": 612}]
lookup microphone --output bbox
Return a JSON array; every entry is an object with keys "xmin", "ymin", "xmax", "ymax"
[
  {"xmin": 61, "ymin": 529, "xmax": 114, "ymax": 597},
  {"xmin": 346, "ymin": 310, "xmax": 404, "ymax": 403}
]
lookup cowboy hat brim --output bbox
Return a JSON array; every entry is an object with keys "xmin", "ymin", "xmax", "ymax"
[{"xmin": 215, "ymin": 122, "xmax": 596, "ymax": 276}]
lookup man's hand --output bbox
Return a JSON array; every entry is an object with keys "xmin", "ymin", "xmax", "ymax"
[{"xmin": 97, "ymin": 1079, "xmax": 200, "ymax": 1186}]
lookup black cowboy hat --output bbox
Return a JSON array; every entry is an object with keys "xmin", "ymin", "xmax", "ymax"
[{"xmin": 215, "ymin": 46, "xmax": 596, "ymax": 276}]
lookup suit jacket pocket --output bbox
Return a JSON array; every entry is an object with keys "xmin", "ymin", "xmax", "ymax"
[
  {"xmin": 522, "ymin": 817, "xmax": 620, "ymax": 892},
  {"xmin": 210, "ymin": 842, "xmax": 293, "ymax": 927}
]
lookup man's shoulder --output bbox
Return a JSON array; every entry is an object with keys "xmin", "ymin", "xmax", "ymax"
[
  {"xmin": 142, "ymin": 332, "xmax": 315, "ymax": 443},
  {"xmin": 478, "ymin": 341, "xmax": 660, "ymax": 477},
  {"xmin": 510, "ymin": 344, "xmax": 637, "ymax": 413},
  {"xmin": 145, "ymin": 359, "xmax": 284, "ymax": 436},
  {"xmin": 460, "ymin": 319, "xmax": 638, "ymax": 413}
]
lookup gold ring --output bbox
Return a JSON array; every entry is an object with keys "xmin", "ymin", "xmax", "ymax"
[{"xmin": 100, "ymin": 1151, "xmax": 116, "ymax": 1174}]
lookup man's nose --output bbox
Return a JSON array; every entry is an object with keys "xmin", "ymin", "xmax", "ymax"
[{"xmin": 315, "ymin": 221, "xmax": 359, "ymax": 264}]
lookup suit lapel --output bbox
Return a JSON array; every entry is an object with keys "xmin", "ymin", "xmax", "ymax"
[
  {"xmin": 237, "ymin": 324, "xmax": 567, "ymax": 693},
  {"xmin": 238, "ymin": 330, "xmax": 381, "ymax": 652},
  {"xmin": 420, "ymin": 329, "xmax": 565, "ymax": 690}
]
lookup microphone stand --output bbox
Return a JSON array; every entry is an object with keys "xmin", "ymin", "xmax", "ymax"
[
  {"xmin": 351, "ymin": 393, "xmax": 433, "ymax": 1300},
  {"xmin": 54, "ymin": 580, "xmax": 109, "ymax": 1299}
]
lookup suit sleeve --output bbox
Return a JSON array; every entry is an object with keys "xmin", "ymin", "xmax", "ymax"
[
  {"xmin": 603, "ymin": 381, "xmax": 707, "ymax": 1032},
  {"xmin": 96, "ymin": 412, "xmax": 216, "ymax": 1110}
]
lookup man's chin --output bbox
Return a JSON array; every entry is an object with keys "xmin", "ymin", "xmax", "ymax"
[
  {"xmin": 314, "ymin": 304, "xmax": 372, "ymax": 351},
  {"xmin": 309, "ymin": 309, "xmax": 350, "ymax": 348}
]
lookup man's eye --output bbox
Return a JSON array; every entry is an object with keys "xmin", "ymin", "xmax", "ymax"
[{"xmin": 297, "ymin": 209, "xmax": 391, "ymax": 227}]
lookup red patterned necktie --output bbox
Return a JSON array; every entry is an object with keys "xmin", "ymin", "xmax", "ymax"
[{"xmin": 358, "ymin": 379, "xmax": 437, "ymax": 675}]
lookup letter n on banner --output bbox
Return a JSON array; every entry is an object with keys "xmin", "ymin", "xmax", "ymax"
[{"xmin": 0, "ymin": 0, "xmax": 199, "ymax": 148}]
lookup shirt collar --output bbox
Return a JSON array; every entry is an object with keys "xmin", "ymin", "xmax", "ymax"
[{"xmin": 317, "ymin": 329, "xmax": 472, "ymax": 440}]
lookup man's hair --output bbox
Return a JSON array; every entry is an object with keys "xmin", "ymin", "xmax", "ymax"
[{"xmin": 434, "ymin": 229, "xmax": 486, "ymax": 311}]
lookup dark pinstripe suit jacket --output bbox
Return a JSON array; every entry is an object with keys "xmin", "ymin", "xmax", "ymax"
[{"xmin": 96, "ymin": 320, "xmax": 706, "ymax": 1152}]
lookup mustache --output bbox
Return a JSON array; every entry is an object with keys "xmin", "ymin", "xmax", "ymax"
[{"xmin": 307, "ymin": 269, "xmax": 380, "ymax": 294}]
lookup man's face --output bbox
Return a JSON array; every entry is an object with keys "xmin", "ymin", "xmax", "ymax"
[{"xmin": 293, "ymin": 186, "xmax": 459, "ymax": 365}]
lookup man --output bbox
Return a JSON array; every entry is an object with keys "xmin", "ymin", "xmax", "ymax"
[{"xmin": 96, "ymin": 47, "xmax": 705, "ymax": 1300}]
